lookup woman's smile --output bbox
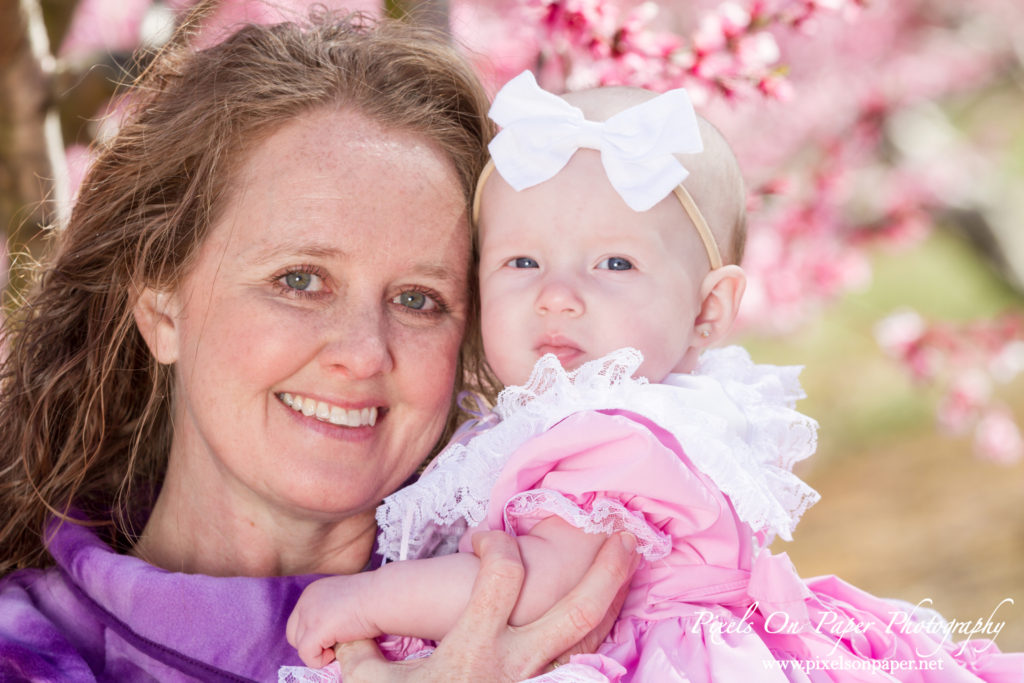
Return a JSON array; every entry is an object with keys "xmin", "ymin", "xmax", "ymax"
[
  {"xmin": 160, "ymin": 108, "xmax": 470, "ymax": 517},
  {"xmin": 276, "ymin": 392, "xmax": 387, "ymax": 443},
  {"xmin": 278, "ymin": 392, "xmax": 381, "ymax": 427}
]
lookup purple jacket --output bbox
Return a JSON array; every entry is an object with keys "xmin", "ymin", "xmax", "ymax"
[{"xmin": 0, "ymin": 519, "xmax": 334, "ymax": 682}]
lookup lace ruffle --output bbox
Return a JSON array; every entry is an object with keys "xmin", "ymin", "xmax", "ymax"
[
  {"xmin": 376, "ymin": 350, "xmax": 650, "ymax": 562},
  {"xmin": 675, "ymin": 346, "xmax": 821, "ymax": 542},
  {"xmin": 278, "ymin": 642, "xmax": 433, "ymax": 683},
  {"xmin": 504, "ymin": 488, "xmax": 672, "ymax": 561},
  {"xmin": 279, "ymin": 664, "xmax": 340, "ymax": 683},
  {"xmin": 377, "ymin": 346, "xmax": 819, "ymax": 562},
  {"xmin": 522, "ymin": 662, "xmax": 615, "ymax": 682}
]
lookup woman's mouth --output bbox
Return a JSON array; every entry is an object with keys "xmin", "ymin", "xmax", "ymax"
[{"xmin": 277, "ymin": 393, "xmax": 378, "ymax": 427}]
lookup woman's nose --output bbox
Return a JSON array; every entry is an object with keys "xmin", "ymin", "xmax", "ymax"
[
  {"xmin": 319, "ymin": 306, "xmax": 394, "ymax": 379},
  {"xmin": 535, "ymin": 278, "xmax": 584, "ymax": 317}
]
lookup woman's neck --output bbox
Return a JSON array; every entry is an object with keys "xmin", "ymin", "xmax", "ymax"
[{"xmin": 132, "ymin": 453, "xmax": 377, "ymax": 578}]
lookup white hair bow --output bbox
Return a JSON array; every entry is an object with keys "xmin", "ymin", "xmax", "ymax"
[{"xmin": 486, "ymin": 70, "xmax": 704, "ymax": 212}]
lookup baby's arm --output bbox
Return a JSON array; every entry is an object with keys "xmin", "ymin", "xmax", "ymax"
[{"xmin": 287, "ymin": 516, "xmax": 609, "ymax": 667}]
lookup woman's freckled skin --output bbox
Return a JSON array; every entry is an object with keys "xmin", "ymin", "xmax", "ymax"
[{"xmin": 139, "ymin": 108, "xmax": 471, "ymax": 576}]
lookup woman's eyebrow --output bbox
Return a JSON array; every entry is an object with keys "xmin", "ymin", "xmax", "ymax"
[
  {"xmin": 245, "ymin": 244, "xmax": 345, "ymax": 265},
  {"xmin": 244, "ymin": 246, "xmax": 460, "ymax": 282},
  {"xmin": 411, "ymin": 263, "xmax": 462, "ymax": 282}
]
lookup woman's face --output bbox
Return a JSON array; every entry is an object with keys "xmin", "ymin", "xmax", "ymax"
[{"xmin": 159, "ymin": 108, "xmax": 470, "ymax": 521}]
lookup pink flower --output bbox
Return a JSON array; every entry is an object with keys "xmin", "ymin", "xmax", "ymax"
[
  {"xmin": 693, "ymin": 13, "xmax": 727, "ymax": 53},
  {"xmin": 171, "ymin": 0, "xmax": 380, "ymax": 49},
  {"xmin": 60, "ymin": 0, "xmax": 152, "ymax": 57},
  {"xmin": 989, "ymin": 341, "xmax": 1024, "ymax": 384},
  {"xmin": 937, "ymin": 372, "xmax": 991, "ymax": 435},
  {"xmin": 874, "ymin": 310, "xmax": 925, "ymax": 358},
  {"xmin": 64, "ymin": 144, "xmax": 95, "ymax": 210},
  {"xmin": 973, "ymin": 406, "xmax": 1024, "ymax": 465}
]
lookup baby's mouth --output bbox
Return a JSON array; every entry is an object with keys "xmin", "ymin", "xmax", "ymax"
[
  {"xmin": 277, "ymin": 393, "xmax": 379, "ymax": 427},
  {"xmin": 536, "ymin": 344, "xmax": 584, "ymax": 368}
]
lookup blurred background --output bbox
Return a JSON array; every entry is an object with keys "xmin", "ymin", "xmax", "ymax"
[{"xmin": 2, "ymin": 0, "xmax": 1022, "ymax": 651}]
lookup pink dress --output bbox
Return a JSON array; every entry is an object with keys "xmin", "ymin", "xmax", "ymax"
[
  {"xmin": 375, "ymin": 347, "xmax": 1022, "ymax": 682},
  {"xmin": 278, "ymin": 348, "xmax": 1022, "ymax": 682}
]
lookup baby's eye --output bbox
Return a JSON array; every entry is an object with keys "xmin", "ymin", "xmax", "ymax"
[
  {"xmin": 392, "ymin": 290, "xmax": 438, "ymax": 311},
  {"xmin": 597, "ymin": 257, "xmax": 633, "ymax": 271},
  {"xmin": 281, "ymin": 271, "xmax": 325, "ymax": 292},
  {"xmin": 506, "ymin": 257, "xmax": 540, "ymax": 269}
]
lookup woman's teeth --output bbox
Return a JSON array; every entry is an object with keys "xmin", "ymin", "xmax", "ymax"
[{"xmin": 278, "ymin": 393, "xmax": 378, "ymax": 427}]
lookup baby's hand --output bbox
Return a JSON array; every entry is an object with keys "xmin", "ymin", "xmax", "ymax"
[{"xmin": 286, "ymin": 573, "xmax": 379, "ymax": 668}]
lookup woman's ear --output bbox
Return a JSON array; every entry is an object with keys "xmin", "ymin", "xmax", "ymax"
[
  {"xmin": 693, "ymin": 265, "xmax": 746, "ymax": 345},
  {"xmin": 133, "ymin": 287, "xmax": 181, "ymax": 365}
]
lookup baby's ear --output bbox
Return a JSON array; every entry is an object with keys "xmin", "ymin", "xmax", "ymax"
[
  {"xmin": 133, "ymin": 286, "xmax": 182, "ymax": 365},
  {"xmin": 693, "ymin": 265, "xmax": 746, "ymax": 346}
]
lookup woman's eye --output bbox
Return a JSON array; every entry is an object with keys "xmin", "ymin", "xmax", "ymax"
[
  {"xmin": 506, "ymin": 257, "xmax": 539, "ymax": 269},
  {"xmin": 597, "ymin": 257, "xmax": 633, "ymax": 271},
  {"xmin": 393, "ymin": 290, "xmax": 437, "ymax": 311},
  {"xmin": 281, "ymin": 271, "xmax": 324, "ymax": 292}
]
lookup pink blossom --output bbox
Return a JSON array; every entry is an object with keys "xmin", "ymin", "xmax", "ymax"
[
  {"xmin": 989, "ymin": 341, "xmax": 1024, "ymax": 384},
  {"xmin": 973, "ymin": 406, "xmax": 1024, "ymax": 465},
  {"xmin": 937, "ymin": 372, "xmax": 991, "ymax": 435},
  {"xmin": 60, "ymin": 0, "xmax": 152, "ymax": 57},
  {"xmin": 170, "ymin": 0, "xmax": 381, "ymax": 49},
  {"xmin": 875, "ymin": 310, "xmax": 926, "ymax": 358},
  {"xmin": 63, "ymin": 144, "xmax": 94, "ymax": 210},
  {"xmin": 693, "ymin": 13, "xmax": 728, "ymax": 53},
  {"xmin": 873, "ymin": 311, "xmax": 1024, "ymax": 461}
]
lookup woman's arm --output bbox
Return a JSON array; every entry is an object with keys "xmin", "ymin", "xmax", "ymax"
[
  {"xmin": 287, "ymin": 517, "xmax": 611, "ymax": 666},
  {"xmin": 333, "ymin": 530, "xmax": 640, "ymax": 682}
]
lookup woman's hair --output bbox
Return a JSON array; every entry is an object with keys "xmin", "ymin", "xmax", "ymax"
[{"xmin": 0, "ymin": 6, "xmax": 495, "ymax": 573}]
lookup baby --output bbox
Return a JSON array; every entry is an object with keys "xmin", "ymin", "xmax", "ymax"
[{"xmin": 284, "ymin": 72, "xmax": 1018, "ymax": 682}]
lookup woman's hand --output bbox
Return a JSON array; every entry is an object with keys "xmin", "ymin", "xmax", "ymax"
[{"xmin": 333, "ymin": 530, "xmax": 640, "ymax": 682}]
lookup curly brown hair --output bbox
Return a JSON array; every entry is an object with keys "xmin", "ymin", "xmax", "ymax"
[{"xmin": 0, "ymin": 6, "xmax": 496, "ymax": 574}]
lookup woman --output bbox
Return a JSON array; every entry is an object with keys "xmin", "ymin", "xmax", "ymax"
[{"xmin": 0, "ymin": 9, "xmax": 635, "ymax": 681}]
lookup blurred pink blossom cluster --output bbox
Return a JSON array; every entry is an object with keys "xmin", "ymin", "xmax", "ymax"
[
  {"xmin": 482, "ymin": 0, "xmax": 1024, "ymax": 457},
  {"xmin": 726, "ymin": 0, "xmax": 1016, "ymax": 332},
  {"xmin": 59, "ymin": 0, "xmax": 155, "ymax": 58},
  {"xmin": 48, "ymin": 0, "xmax": 1024, "ymax": 460},
  {"xmin": 510, "ymin": 0, "xmax": 862, "ymax": 99},
  {"xmin": 876, "ymin": 311, "xmax": 1024, "ymax": 464},
  {"xmin": 737, "ymin": 97, "xmax": 935, "ymax": 332},
  {"xmin": 474, "ymin": 1, "xmax": 1017, "ymax": 331}
]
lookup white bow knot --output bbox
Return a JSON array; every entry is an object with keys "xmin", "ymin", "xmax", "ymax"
[{"xmin": 487, "ymin": 71, "xmax": 704, "ymax": 212}]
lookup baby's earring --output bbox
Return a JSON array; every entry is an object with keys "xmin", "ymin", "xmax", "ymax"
[{"xmin": 700, "ymin": 328, "xmax": 711, "ymax": 338}]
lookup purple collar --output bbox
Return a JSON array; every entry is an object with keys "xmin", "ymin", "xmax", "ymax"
[{"xmin": 5, "ymin": 516, "xmax": 381, "ymax": 680}]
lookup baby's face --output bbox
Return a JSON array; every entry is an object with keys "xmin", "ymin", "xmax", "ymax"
[{"xmin": 477, "ymin": 150, "xmax": 711, "ymax": 387}]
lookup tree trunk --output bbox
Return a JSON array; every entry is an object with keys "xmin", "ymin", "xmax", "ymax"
[{"xmin": 0, "ymin": 0, "xmax": 66, "ymax": 279}]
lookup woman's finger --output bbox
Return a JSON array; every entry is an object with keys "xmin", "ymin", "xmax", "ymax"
[
  {"xmin": 518, "ymin": 532, "xmax": 640, "ymax": 663},
  {"xmin": 553, "ymin": 535, "xmax": 638, "ymax": 660},
  {"xmin": 453, "ymin": 531, "xmax": 526, "ymax": 639},
  {"xmin": 399, "ymin": 532, "xmax": 526, "ymax": 682},
  {"xmin": 333, "ymin": 639, "xmax": 394, "ymax": 682},
  {"xmin": 333, "ymin": 532, "xmax": 639, "ymax": 683}
]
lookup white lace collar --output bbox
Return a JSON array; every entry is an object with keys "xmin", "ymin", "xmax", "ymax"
[{"xmin": 377, "ymin": 347, "xmax": 820, "ymax": 562}]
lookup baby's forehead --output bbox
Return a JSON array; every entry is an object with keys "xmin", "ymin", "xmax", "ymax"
[
  {"xmin": 483, "ymin": 153, "xmax": 705, "ymax": 252},
  {"xmin": 562, "ymin": 86, "xmax": 742, "ymax": 264},
  {"xmin": 561, "ymin": 86, "xmax": 658, "ymax": 121},
  {"xmin": 562, "ymin": 87, "xmax": 730, "ymax": 176}
]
